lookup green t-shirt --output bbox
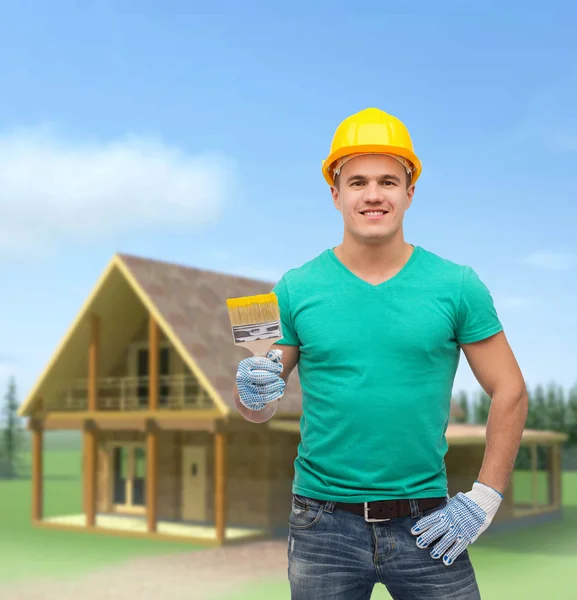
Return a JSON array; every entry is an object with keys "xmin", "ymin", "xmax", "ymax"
[{"xmin": 271, "ymin": 245, "xmax": 503, "ymax": 502}]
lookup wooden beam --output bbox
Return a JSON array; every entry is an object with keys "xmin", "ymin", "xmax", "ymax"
[
  {"xmin": 149, "ymin": 315, "xmax": 159, "ymax": 410},
  {"xmin": 88, "ymin": 314, "xmax": 100, "ymax": 411},
  {"xmin": 41, "ymin": 410, "xmax": 221, "ymax": 431},
  {"xmin": 31, "ymin": 425, "xmax": 43, "ymax": 521},
  {"xmin": 547, "ymin": 444, "xmax": 562, "ymax": 508},
  {"xmin": 92, "ymin": 418, "xmax": 147, "ymax": 431},
  {"xmin": 146, "ymin": 422, "xmax": 158, "ymax": 533},
  {"xmin": 34, "ymin": 520, "xmax": 269, "ymax": 546},
  {"xmin": 158, "ymin": 420, "xmax": 216, "ymax": 432},
  {"xmin": 42, "ymin": 414, "xmax": 218, "ymax": 432},
  {"xmin": 83, "ymin": 423, "xmax": 97, "ymax": 527},
  {"xmin": 531, "ymin": 444, "xmax": 538, "ymax": 509},
  {"xmin": 42, "ymin": 417, "xmax": 85, "ymax": 430},
  {"xmin": 214, "ymin": 431, "xmax": 227, "ymax": 544}
]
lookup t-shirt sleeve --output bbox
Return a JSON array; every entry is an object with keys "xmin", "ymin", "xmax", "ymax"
[
  {"xmin": 456, "ymin": 266, "xmax": 503, "ymax": 344},
  {"xmin": 271, "ymin": 275, "xmax": 300, "ymax": 346}
]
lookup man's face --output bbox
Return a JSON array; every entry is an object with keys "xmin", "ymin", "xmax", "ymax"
[{"xmin": 330, "ymin": 154, "xmax": 415, "ymax": 245}]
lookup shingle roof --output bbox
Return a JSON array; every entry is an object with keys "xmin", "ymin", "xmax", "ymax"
[{"xmin": 117, "ymin": 252, "xmax": 303, "ymax": 415}]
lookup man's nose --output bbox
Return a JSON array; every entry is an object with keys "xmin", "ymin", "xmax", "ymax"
[{"xmin": 364, "ymin": 181, "xmax": 383, "ymax": 201}]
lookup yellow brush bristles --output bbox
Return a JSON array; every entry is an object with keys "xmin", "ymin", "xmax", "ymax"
[{"xmin": 226, "ymin": 292, "xmax": 280, "ymax": 326}]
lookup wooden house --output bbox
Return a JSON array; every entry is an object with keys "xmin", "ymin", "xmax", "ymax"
[{"xmin": 18, "ymin": 253, "xmax": 568, "ymax": 546}]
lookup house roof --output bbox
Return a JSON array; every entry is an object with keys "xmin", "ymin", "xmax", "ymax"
[
  {"xmin": 19, "ymin": 252, "xmax": 304, "ymax": 418},
  {"xmin": 115, "ymin": 252, "xmax": 305, "ymax": 416},
  {"xmin": 269, "ymin": 420, "xmax": 569, "ymax": 444}
]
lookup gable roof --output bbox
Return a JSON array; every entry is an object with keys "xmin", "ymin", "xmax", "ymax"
[
  {"xmin": 116, "ymin": 252, "xmax": 303, "ymax": 416},
  {"xmin": 19, "ymin": 252, "xmax": 303, "ymax": 418}
]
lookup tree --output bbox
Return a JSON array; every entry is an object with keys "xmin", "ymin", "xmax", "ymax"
[
  {"xmin": 545, "ymin": 382, "xmax": 565, "ymax": 432},
  {"xmin": 526, "ymin": 384, "xmax": 547, "ymax": 430},
  {"xmin": 474, "ymin": 390, "xmax": 492, "ymax": 424},
  {"xmin": 454, "ymin": 390, "xmax": 469, "ymax": 423},
  {"xmin": 566, "ymin": 383, "xmax": 577, "ymax": 447},
  {"xmin": 0, "ymin": 376, "xmax": 23, "ymax": 478}
]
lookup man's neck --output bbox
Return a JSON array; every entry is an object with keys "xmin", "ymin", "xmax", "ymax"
[{"xmin": 333, "ymin": 234, "xmax": 414, "ymax": 283}]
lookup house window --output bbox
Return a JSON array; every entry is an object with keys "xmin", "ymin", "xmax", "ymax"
[
  {"xmin": 112, "ymin": 444, "xmax": 146, "ymax": 512},
  {"xmin": 136, "ymin": 346, "xmax": 171, "ymax": 407},
  {"xmin": 132, "ymin": 446, "xmax": 146, "ymax": 506},
  {"xmin": 113, "ymin": 446, "xmax": 128, "ymax": 505}
]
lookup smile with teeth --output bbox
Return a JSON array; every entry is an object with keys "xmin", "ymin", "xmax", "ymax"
[{"xmin": 361, "ymin": 209, "xmax": 389, "ymax": 218}]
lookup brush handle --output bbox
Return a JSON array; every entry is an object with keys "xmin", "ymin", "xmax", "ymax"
[{"xmin": 236, "ymin": 337, "xmax": 281, "ymax": 357}]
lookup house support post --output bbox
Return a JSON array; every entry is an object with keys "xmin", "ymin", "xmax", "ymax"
[
  {"xmin": 149, "ymin": 315, "xmax": 159, "ymax": 410},
  {"xmin": 547, "ymin": 443, "xmax": 561, "ymax": 509},
  {"xmin": 146, "ymin": 420, "xmax": 158, "ymax": 532},
  {"xmin": 88, "ymin": 313, "xmax": 99, "ymax": 411},
  {"xmin": 83, "ymin": 421, "xmax": 97, "ymax": 527},
  {"xmin": 214, "ymin": 431, "xmax": 227, "ymax": 544},
  {"xmin": 146, "ymin": 314, "xmax": 159, "ymax": 533},
  {"xmin": 31, "ymin": 420, "xmax": 43, "ymax": 521},
  {"xmin": 531, "ymin": 443, "xmax": 538, "ymax": 509}
]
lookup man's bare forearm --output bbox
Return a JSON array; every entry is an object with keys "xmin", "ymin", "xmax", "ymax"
[
  {"xmin": 477, "ymin": 386, "xmax": 529, "ymax": 495},
  {"xmin": 233, "ymin": 383, "xmax": 279, "ymax": 423}
]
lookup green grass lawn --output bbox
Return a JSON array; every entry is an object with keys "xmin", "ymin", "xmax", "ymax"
[
  {"xmin": 221, "ymin": 471, "xmax": 577, "ymax": 600},
  {"xmin": 0, "ymin": 446, "xmax": 202, "ymax": 585},
  {"xmin": 2, "ymin": 438, "xmax": 576, "ymax": 599},
  {"xmin": 512, "ymin": 468, "xmax": 557, "ymax": 505}
]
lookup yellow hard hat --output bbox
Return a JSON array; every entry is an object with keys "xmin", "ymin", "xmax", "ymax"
[{"xmin": 322, "ymin": 107, "xmax": 422, "ymax": 186}]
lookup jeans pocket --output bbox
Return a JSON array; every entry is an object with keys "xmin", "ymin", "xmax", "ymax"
[{"xmin": 289, "ymin": 494, "xmax": 326, "ymax": 530}]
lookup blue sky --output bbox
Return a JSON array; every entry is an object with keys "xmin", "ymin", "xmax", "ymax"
[{"xmin": 1, "ymin": 1, "xmax": 576, "ymax": 408}]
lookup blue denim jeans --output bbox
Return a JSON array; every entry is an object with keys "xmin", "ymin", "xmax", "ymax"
[{"xmin": 287, "ymin": 493, "xmax": 482, "ymax": 599}]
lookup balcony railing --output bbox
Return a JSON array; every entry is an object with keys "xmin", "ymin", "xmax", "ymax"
[{"xmin": 53, "ymin": 374, "xmax": 214, "ymax": 411}]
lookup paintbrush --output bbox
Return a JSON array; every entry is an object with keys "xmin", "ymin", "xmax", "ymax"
[{"xmin": 226, "ymin": 292, "xmax": 284, "ymax": 357}]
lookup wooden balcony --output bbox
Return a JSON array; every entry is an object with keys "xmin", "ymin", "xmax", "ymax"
[{"xmin": 54, "ymin": 374, "xmax": 214, "ymax": 411}]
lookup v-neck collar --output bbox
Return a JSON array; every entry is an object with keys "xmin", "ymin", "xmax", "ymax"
[{"xmin": 326, "ymin": 244, "xmax": 421, "ymax": 290}]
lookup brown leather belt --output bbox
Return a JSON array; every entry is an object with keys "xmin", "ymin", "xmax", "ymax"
[{"xmin": 334, "ymin": 497, "xmax": 446, "ymax": 522}]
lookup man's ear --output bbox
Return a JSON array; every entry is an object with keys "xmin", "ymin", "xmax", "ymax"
[
  {"xmin": 331, "ymin": 186, "xmax": 341, "ymax": 211},
  {"xmin": 405, "ymin": 184, "xmax": 415, "ymax": 209}
]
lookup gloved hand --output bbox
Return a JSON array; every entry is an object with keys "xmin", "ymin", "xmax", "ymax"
[
  {"xmin": 236, "ymin": 349, "xmax": 285, "ymax": 411},
  {"xmin": 411, "ymin": 480, "xmax": 503, "ymax": 566}
]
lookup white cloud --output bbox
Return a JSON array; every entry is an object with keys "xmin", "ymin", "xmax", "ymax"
[
  {"xmin": 0, "ymin": 125, "xmax": 237, "ymax": 258},
  {"xmin": 521, "ymin": 251, "xmax": 576, "ymax": 271}
]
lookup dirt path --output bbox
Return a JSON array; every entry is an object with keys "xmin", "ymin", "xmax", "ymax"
[{"xmin": 2, "ymin": 540, "xmax": 289, "ymax": 600}]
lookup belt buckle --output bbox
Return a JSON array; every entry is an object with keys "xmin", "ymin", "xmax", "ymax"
[{"xmin": 364, "ymin": 501, "xmax": 391, "ymax": 523}]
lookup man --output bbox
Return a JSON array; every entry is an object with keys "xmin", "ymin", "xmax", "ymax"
[{"xmin": 233, "ymin": 107, "xmax": 528, "ymax": 599}]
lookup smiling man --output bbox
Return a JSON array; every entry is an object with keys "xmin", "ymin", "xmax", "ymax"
[{"xmin": 233, "ymin": 107, "xmax": 529, "ymax": 599}]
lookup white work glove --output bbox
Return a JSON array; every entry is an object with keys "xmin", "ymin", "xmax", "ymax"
[
  {"xmin": 411, "ymin": 481, "xmax": 503, "ymax": 566},
  {"xmin": 236, "ymin": 349, "xmax": 285, "ymax": 411}
]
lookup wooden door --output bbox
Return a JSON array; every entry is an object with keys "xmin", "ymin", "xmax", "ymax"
[{"xmin": 181, "ymin": 445, "xmax": 207, "ymax": 522}]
